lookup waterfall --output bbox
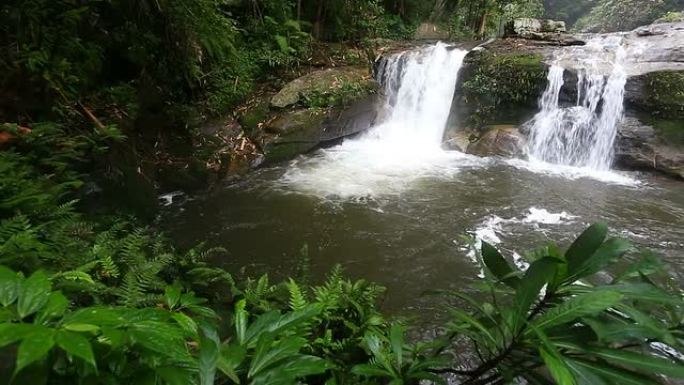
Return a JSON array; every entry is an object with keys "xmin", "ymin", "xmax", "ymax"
[
  {"xmin": 372, "ymin": 43, "xmax": 467, "ymax": 149},
  {"xmin": 526, "ymin": 36, "xmax": 628, "ymax": 171},
  {"xmin": 279, "ymin": 43, "xmax": 474, "ymax": 198}
]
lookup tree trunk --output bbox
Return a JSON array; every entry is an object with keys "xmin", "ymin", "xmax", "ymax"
[
  {"xmin": 313, "ymin": 0, "xmax": 325, "ymax": 39},
  {"xmin": 430, "ymin": 0, "xmax": 448, "ymax": 21},
  {"xmin": 478, "ymin": 12, "xmax": 488, "ymax": 37},
  {"xmin": 297, "ymin": 0, "xmax": 302, "ymax": 21}
]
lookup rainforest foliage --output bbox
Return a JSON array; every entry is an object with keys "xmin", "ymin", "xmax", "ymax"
[
  {"xmin": 2, "ymin": 1, "xmax": 684, "ymax": 384},
  {"xmin": 1, "ymin": 123, "xmax": 684, "ymax": 385}
]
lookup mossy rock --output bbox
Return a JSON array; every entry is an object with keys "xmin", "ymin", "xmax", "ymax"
[
  {"xmin": 271, "ymin": 66, "xmax": 377, "ymax": 109},
  {"xmin": 263, "ymin": 109, "xmax": 329, "ymax": 163},
  {"xmin": 238, "ymin": 98, "xmax": 271, "ymax": 137},
  {"xmin": 642, "ymin": 71, "xmax": 684, "ymax": 119},
  {"xmin": 466, "ymin": 125, "xmax": 527, "ymax": 158},
  {"xmin": 460, "ymin": 52, "xmax": 547, "ymax": 129}
]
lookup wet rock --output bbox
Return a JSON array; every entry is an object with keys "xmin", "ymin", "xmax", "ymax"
[
  {"xmin": 263, "ymin": 95, "xmax": 379, "ymax": 163},
  {"xmin": 615, "ymin": 117, "xmax": 684, "ymax": 179},
  {"xmin": 271, "ymin": 66, "xmax": 376, "ymax": 108},
  {"xmin": 625, "ymin": 70, "xmax": 684, "ymax": 119},
  {"xmin": 264, "ymin": 109, "xmax": 328, "ymax": 162},
  {"xmin": 442, "ymin": 129, "xmax": 472, "ymax": 152},
  {"xmin": 466, "ymin": 125, "xmax": 527, "ymax": 158}
]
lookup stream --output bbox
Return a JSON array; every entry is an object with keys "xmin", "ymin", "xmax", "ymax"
[{"xmin": 160, "ymin": 41, "xmax": 684, "ymax": 320}]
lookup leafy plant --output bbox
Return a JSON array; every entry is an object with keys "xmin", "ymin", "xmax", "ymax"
[{"xmin": 437, "ymin": 223, "xmax": 684, "ymax": 384}]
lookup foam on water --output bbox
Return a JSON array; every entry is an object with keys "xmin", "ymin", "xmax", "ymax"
[
  {"xmin": 464, "ymin": 207, "xmax": 577, "ymax": 275},
  {"xmin": 505, "ymin": 158, "xmax": 639, "ymax": 186},
  {"xmin": 278, "ymin": 43, "xmax": 480, "ymax": 198}
]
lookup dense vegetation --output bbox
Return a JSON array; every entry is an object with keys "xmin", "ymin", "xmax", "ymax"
[
  {"xmin": 2, "ymin": 1, "xmax": 684, "ymax": 384},
  {"xmin": 1, "ymin": 121, "xmax": 683, "ymax": 385},
  {"xmin": 543, "ymin": 0, "xmax": 681, "ymax": 31}
]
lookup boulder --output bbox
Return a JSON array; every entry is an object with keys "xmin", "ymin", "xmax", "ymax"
[
  {"xmin": 263, "ymin": 95, "xmax": 380, "ymax": 163},
  {"xmin": 414, "ymin": 22, "xmax": 450, "ymax": 40},
  {"xmin": 510, "ymin": 18, "xmax": 566, "ymax": 37},
  {"xmin": 615, "ymin": 117, "xmax": 684, "ymax": 179},
  {"xmin": 625, "ymin": 70, "xmax": 684, "ymax": 119},
  {"xmin": 271, "ymin": 66, "xmax": 377, "ymax": 108},
  {"xmin": 466, "ymin": 125, "xmax": 527, "ymax": 158},
  {"xmin": 442, "ymin": 128, "xmax": 472, "ymax": 152}
]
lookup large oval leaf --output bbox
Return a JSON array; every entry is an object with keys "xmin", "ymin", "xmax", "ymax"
[
  {"xmin": 565, "ymin": 223, "xmax": 608, "ymax": 277},
  {"xmin": 17, "ymin": 270, "xmax": 51, "ymax": 319}
]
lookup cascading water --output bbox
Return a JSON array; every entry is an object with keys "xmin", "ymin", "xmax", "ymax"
[
  {"xmin": 526, "ymin": 36, "xmax": 630, "ymax": 171},
  {"xmin": 279, "ymin": 43, "xmax": 478, "ymax": 198}
]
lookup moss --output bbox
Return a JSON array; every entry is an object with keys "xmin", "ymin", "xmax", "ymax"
[
  {"xmin": 649, "ymin": 118, "xmax": 684, "ymax": 147},
  {"xmin": 301, "ymin": 78, "xmax": 377, "ymax": 108},
  {"xmin": 271, "ymin": 66, "xmax": 377, "ymax": 108},
  {"xmin": 263, "ymin": 109, "xmax": 329, "ymax": 163},
  {"xmin": 461, "ymin": 52, "xmax": 547, "ymax": 129},
  {"xmin": 643, "ymin": 71, "xmax": 684, "ymax": 120},
  {"xmin": 238, "ymin": 98, "xmax": 271, "ymax": 137}
]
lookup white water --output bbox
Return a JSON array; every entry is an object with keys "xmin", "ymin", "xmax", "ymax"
[
  {"xmin": 279, "ymin": 43, "xmax": 478, "ymax": 198},
  {"xmin": 527, "ymin": 36, "xmax": 630, "ymax": 171}
]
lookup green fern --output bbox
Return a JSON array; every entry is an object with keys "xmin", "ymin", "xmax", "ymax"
[{"xmin": 287, "ymin": 278, "xmax": 309, "ymax": 311}]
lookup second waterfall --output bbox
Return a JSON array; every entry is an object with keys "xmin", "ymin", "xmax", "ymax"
[{"xmin": 526, "ymin": 36, "xmax": 631, "ymax": 171}]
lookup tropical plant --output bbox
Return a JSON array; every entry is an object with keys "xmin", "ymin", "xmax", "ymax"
[{"xmin": 434, "ymin": 223, "xmax": 684, "ymax": 384}]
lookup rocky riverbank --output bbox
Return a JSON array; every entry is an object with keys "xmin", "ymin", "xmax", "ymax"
[{"xmin": 452, "ymin": 21, "xmax": 684, "ymax": 179}]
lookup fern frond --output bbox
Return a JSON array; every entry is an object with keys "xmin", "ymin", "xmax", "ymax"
[{"xmin": 287, "ymin": 278, "xmax": 309, "ymax": 311}]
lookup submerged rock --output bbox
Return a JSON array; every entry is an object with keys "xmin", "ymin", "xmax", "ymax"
[{"xmin": 466, "ymin": 125, "xmax": 527, "ymax": 158}]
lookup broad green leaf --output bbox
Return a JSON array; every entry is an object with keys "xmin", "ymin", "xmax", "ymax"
[
  {"xmin": 532, "ymin": 291, "xmax": 623, "ymax": 330},
  {"xmin": 565, "ymin": 223, "xmax": 608, "ymax": 276},
  {"xmin": 481, "ymin": 242, "xmax": 520, "ymax": 288},
  {"xmin": 15, "ymin": 327, "xmax": 55, "ymax": 374},
  {"xmin": 172, "ymin": 312, "xmax": 198, "ymax": 336},
  {"xmin": 280, "ymin": 355, "xmax": 328, "ymax": 378},
  {"xmin": 199, "ymin": 326, "xmax": 220, "ymax": 385},
  {"xmin": 35, "ymin": 291, "xmax": 69, "ymax": 324},
  {"xmin": 248, "ymin": 336, "xmax": 306, "ymax": 378},
  {"xmin": 130, "ymin": 321, "xmax": 190, "ymax": 361},
  {"xmin": 0, "ymin": 266, "xmax": 21, "ymax": 306},
  {"xmin": 260, "ymin": 305, "xmax": 320, "ymax": 337},
  {"xmin": 165, "ymin": 284, "xmax": 182, "ymax": 310},
  {"xmin": 513, "ymin": 257, "xmax": 557, "ymax": 330},
  {"xmin": 0, "ymin": 323, "xmax": 39, "ymax": 347},
  {"xmin": 583, "ymin": 347, "xmax": 684, "ymax": 377},
  {"xmin": 568, "ymin": 359, "xmax": 660, "ymax": 385},
  {"xmin": 17, "ymin": 270, "xmax": 51, "ymax": 319},
  {"xmin": 389, "ymin": 324, "xmax": 404, "ymax": 368},
  {"xmin": 571, "ymin": 238, "xmax": 631, "ymax": 279},
  {"xmin": 56, "ymin": 330, "xmax": 96, "ymax": 368}
]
